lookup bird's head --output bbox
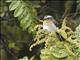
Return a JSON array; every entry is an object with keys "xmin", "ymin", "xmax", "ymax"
[{"xmin": 44, "ymin": 15, "xmax": 54, "ymax": 20}]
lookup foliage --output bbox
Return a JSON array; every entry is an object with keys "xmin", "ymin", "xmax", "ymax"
[
  {"xmin": 1, "ymin": 20, "xmax": 33, "ymax": 56},
  {"xmin": 19, "ymin": 56, "xmax": 35, "ymax": 60},
  {"xmin": 77, "ymin": 0, "xmax": 80, "ymax": 12},
  {"xmin": 0, "ymin": 0, "xmax": 7, "ymax": 17},
  {"xmin": 75, "ymin": 24, "xmax": 80, "ymax": 40},
  {"xmin": 19, "ymin": 56, "xmax": 28, "ymax": 60},
  {"xmin": 1, "ymin": 0, "xmax": 80, "ymax": 60},
  {"xmin": 30, "ymin": 18, "xmax": 80, "ymax": 60},
  {"xmin": 1, "ymin": 0, "xmax": 42, "ymax": 60},
  {"xmin": 6, "ymin": 0, "xmax": 40, "ymax": 33}
]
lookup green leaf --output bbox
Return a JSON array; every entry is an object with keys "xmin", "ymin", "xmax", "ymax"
[
  {"xmin": 75, "ymin": 24, "xmax": 80, "ymax": 39},
  {"xmin": 18, "ymin": 8, "xmax": 28, "ymax": 20},
  {"xmin": 28, "ymin": 23, "xmax": 36, "ymax": 33},
  {"xmin": 9, "ymin": 1, "xmax": 21, "ymax": 11},
  {"xmin": 20, "ymin": 14, "xmax": 32, "ymax": 30},
  {"xmin": 22, "ymin": 19, "xmax": 32, "ymax": 30},
  {"xmin": 50, "ymin": 46, "xmax": 68, "ymax": 58},
  {"xmin": 19, "ymin": 56, "xmax": 28, "ymax": 60},
  {"xmin": 25, "ymin": 19, "xmax": 32, "ymax": 28},
  {"xmin": 14, "ymin": 2, "xmax": 24, "ymax": 17},
  {"xmin": 23, "ymin": 56, "xmax": 28, "ymax": 60},
  {"xmin": 20, "ymin": 14, "xmax": 30, "ymax": 24},
  {"xmin": 6, "ymin": 0, "xmax": 13, "ymax": 2},
  {"xmin": 67, "ymin": 55, "xmax": 76, "ymax": 60},
  {"xmin": 41, "ymin": 49, "xmax": 59, "ymax": 60},
  {"xmin": 7, "ymin": 0, "xmax": 38, "ymax": 31},
  {"xmin": 41, "ymin": 49, "xmax": 51, "ymax": 55}
]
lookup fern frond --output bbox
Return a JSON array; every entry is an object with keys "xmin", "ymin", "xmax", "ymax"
[{"xmin": 6, "ymin": 0, "xmax": 39, "ymax": 33}]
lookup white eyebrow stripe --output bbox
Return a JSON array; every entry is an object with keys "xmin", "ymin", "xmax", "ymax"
[{"xmin": 44, "ymin": 15, "xmax": 52, "ymax": 19}]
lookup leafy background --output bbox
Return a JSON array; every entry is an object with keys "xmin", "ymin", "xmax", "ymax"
[{"xmin": 0, "ymin": 0, "xmax": 80, "ymax": 60}]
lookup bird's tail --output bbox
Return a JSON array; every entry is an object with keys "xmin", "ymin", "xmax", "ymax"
[{"xmin": 56, "ymin": 32, "xmax": 65, "ymax": 41}]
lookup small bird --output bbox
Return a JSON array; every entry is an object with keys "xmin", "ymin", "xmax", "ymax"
[
  {"xmin": 43, "ymin": 15, "xmax": 59, "ymax": 32},
  {"xmin": 43, "ymin": 15, "xmax": 65, "ymax": 41}
]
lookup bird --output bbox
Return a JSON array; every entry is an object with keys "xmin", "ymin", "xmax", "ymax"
[
  {"xmin": 43, "ymin": 15, "xmax": 65, "ymax": 41},
  {"xmin": 43, "ymin": 15, "xmax": 59, "ymax": 32}
]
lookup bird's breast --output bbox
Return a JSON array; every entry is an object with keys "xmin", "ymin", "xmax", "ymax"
[{"xmin": 43, "ymin": 23, "xmax": 59, "ymax": 32}]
